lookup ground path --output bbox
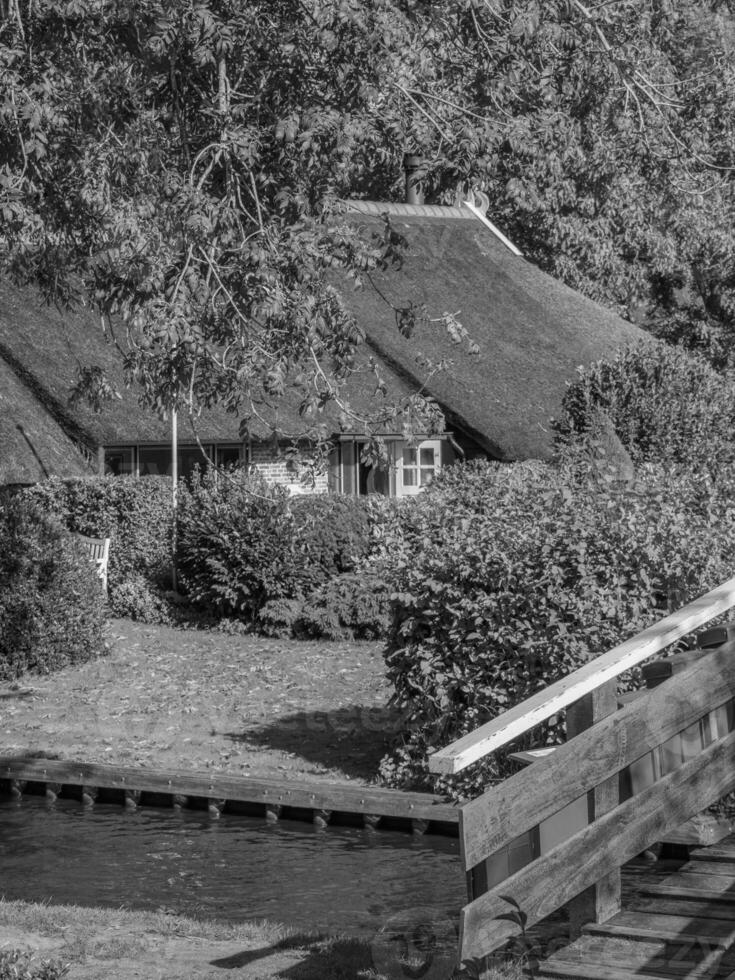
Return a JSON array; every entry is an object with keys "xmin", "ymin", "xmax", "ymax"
[{"xmin": 0, "ymin": 618, "xmax": 400, "ymax": 784}]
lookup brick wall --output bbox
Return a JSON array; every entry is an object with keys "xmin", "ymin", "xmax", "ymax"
[{"xmin": 249, "ymin": 443, "xmax": 329, "ymax": 495}]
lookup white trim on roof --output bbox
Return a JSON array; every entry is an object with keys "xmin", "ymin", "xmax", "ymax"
[{"xmin": 463, "ymin": 198, "xmax": 523, "ymax": 256}]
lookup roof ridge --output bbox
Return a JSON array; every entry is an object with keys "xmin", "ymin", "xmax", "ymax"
[{"xmin": 343, "ymin": 199, "xmax": 473, "ymax": 220}]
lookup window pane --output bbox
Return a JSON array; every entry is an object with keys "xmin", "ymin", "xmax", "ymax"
[
  {"xmin": 139, "ymin": 446, "xmax": 171, "ymax": 476},
  {"xmin": 419, "ymin": 468, "xmax": 434, "ymax": 486},
  {"xmin": 217, "ymin": 445, "xmax": 242, "ymax": 467},
  {"xmin": 104, "ymin": 447, "xmax": 134, "ymax": 476},
  {"xmin": 402, "ymin": 468, "xmax": 417, "ymax": 486},
  {"xmin": 177, "ymin": 446, "xmax": 210, "ymax": 479},
  {"xmin": 420, "ymin": 447, "xmax": 435, "ymax": 466},
  {"xmin": 402, "ymin": 448, "xmax": 417, "ymax": 466}
]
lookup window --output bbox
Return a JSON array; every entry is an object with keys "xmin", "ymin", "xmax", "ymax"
[
  {"xmin": 103, "ymin": 443, "xmax": 245, "ymax": 478},
  {"xmin": 398, "ymin": 441, "xmax": 441, "ymax": 496},
  {"xmin": 104, "ymin": 447, "xmax": 135, "ymax": 476},
  {"xmin": 334, "ymin": 438, "xmax": 446, "ymax": 498}
]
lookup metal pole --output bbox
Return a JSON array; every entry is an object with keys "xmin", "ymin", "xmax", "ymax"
[{"xmin": 171, "ymin": 407, "xmax": 178, "ymax": 592}]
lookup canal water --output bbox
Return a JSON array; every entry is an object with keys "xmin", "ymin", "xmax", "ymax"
[{"xmin": 0, "ymin": 796, "xmax": 464, "ymax": 937}]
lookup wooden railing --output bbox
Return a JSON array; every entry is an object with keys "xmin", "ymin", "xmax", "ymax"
[{"xmin": 427, "ymin": 576, "xmax": 735, "ymax": 964}]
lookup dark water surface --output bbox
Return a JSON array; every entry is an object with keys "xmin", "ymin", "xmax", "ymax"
[{"xmin": 0, "ymin": 796, "xmax": 463, "ymax": 936}]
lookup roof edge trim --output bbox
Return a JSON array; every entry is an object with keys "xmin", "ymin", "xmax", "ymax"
[{"xmin": 463, "ymin": 199, "xmax": 523, "ymax": 256}]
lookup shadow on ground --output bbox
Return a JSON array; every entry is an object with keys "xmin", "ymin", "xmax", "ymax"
[
  {"xmin": 210, "ymin": 934, "xmax": 375, "ymax": 978},
  {"xmin": 223, "ymin": 704, "xmax": 405, "ymax": 780}
]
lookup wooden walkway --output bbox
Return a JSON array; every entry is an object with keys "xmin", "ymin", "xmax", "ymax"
[
  {"xmin": 0, "ymin": 755, "xmax": 458, "ymax": 834},
  {"xmin": 538, "ymin": 835, "xmax": 735, "ymax": 979}
]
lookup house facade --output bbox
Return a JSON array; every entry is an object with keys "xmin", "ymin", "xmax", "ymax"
[{"xmin": 0, "ymin": 197, "xmax": 647, "ymax": 495}]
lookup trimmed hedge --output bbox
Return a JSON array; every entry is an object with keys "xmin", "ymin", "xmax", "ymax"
[
  {"xmin": 554, "ymin": 341, "xmax": 735, "ymax": 472},
  {"xmin": 0, "ymin": 495, "xmax": 106, "ymax": 680},
  {"xmin": 376, "ymin": 459, "xmax": 735, "ymax": 799},
  {"xmin": 24, "ymin": 475, "xmax": 175, "ymax": 590}
]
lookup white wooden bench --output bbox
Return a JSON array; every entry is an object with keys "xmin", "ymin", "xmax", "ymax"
[{"xmin": 74, "ymin": 534, "xmax": 110, "ymax": 594}]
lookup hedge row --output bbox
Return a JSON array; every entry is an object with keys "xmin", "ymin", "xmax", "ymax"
[
  {"xmin": 374, "ymin": 459, "xmax": 735, "ymax": 798},
  {"xmin": 0, "ymin": 494, "xmax": 106, "ymax": 681},
  {"xmin": 19, "ymin": 472, "xmax": 389, "ymax": 637}
]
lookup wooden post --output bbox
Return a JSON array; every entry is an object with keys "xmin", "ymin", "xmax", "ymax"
[
  {"xmin": 265, "ymin": 803, "xmax": 281, "ymax": 822},
  {"xmin": 82, "ymin": 785, "xmax": 98, "ymax": 806},
  {"xmin": 124, "ymin": 789, "xmax": 141, "ymax": 810},
  {"xmin": 566, "ymin": 680, "xmax": 620, "ymax": 936},
  {"xmin": 208, "ymin": 798, "xmax": 226, "ymax": 819}
]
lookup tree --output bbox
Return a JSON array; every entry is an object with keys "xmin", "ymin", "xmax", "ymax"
[
  {"xmin": 0, "ymin": 0, "xmax": 454, "ymax": 464},
  {"xmin": 1, "ymin": 0, "xmax": 734, "ymax": 458}
]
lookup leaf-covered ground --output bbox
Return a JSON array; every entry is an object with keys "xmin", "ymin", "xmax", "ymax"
[{"xmin": 0, "ymin": 619, "xmax": 400, "ymax": 784}]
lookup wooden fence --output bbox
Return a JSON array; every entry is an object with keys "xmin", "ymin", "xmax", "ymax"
[{"xmin": 427, "ymin": 575, "xmax": 735, "ymax": 963}]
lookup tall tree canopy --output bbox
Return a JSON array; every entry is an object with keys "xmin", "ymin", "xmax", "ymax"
[{"xmin": 1, "ymin": 0, "xmax": 734, "ymax": 453}]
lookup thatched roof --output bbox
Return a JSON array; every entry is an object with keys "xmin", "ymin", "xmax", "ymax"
[
  {"xmin": 0, "ymin": 358, "xmax": 95, "ymax": 484},
  {"xmin": 0, "ymin": 198, "xmax": 648, "ymax": 480},
  {"xmin": 0, "ymin": 283, "xmax": 241, "ymax": 448},
  {"xmin": 342, "ymin": 201, "xmax": 647, "ymax": 460}
]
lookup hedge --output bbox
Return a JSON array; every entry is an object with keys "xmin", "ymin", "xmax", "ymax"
[
  {"xmin": 0, "ymin": 495, "xmax": 106, "ymax": 680},
  {"xmin": 375, "ymin": 459, "xmax": 735, "ymax": 799}
]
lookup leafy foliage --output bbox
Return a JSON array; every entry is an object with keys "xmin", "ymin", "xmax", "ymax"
[
  {"xmin": 298, "ymin": 572, "xmax": 391, "ymax": 641},
  {"xmin": 0, "ymin": 495, "xmax": 106, "ymax": 681},
  {"xmin": 0, "ymin": 950, "xmax": 69, "ymax": 980},
  {"xmin": 290, "ymin": 494, "xmax": 372, "ymax": 592},
  {"xmin": 554, "ymin": 341, "xmax": 735, "ymax": 473},
  {"xmin": 176, "ymin": 470, "xmax": 300, "ymax": 621},
  {"xmin": 23, "ymin": 475, "xmax": 175, "ymax": 594},
  {"xmin": 1, "ymin": 0, "xmax": 735, "ymax": 453},
  {"xmin": 376, "ymin": 460, "xmax": 735, "ymax": 797}
]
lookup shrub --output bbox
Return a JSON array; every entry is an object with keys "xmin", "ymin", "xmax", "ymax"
[
  {"xmin": 376, "ymin": 460, "xmax": 735, "ymax": 799},
  {"xmin": 108, "ymin": 574, "xmax": 175, "ymax": 625},
  {"xmin": 554, "ymin": 341, "xmax": 735, "ymax": 473},
  {"xmin": 176, "ymin": 470, "xmax": 300, "ymax": 621},
  {"xmin": 0, "ymin": 950, "xmax": 69, "ymax": 980},
  {"xmin": 258, "ymin": 598, "xmax": 305, "ymax": 638},
  {"xmin": 0, "ymin": 496, "xmax": 106, "ymax": 681},
  {"xmin": 290, "ymin": 494, "xmax": 372, "ymax": 592},
  {"xmin": 24, "ymin": 476, "xmax": 175, "ymax": 595},
  {"xmin": 298, "ymin": 572, "xmax": 391, "ymax": 640}
]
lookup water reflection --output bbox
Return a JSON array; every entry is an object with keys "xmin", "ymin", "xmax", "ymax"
[{"xmin": 0, "ymin": 797, "xmax": 463, "ymax": 936}]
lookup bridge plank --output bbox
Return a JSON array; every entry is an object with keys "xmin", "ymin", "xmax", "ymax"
[
  {"xmin": 461, "ymin": 644, "xmax": 735, "ymax": 869},
  {"xmin": 459, "ymin": 728, "xmax": 735, "ymax": 960},
  {"xmin": 583, "ymin": 911, "xmax": 735, "ymax": 944},
  {"xmin": 0, "ymin": 756, "xmax": 457, "ymax": 823},
  {"xmin": 430, "ymin": 576, "xmax": 735, "ymax": 775}
]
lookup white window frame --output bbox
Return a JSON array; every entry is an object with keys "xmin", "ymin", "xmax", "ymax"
[{"xmin": 396, "ymin": 439, "xmax": 442, "ymax": 496}]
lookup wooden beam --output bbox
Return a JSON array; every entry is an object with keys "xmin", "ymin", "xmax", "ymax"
[
  {"xmin": 460, "ymin": 643, "xmax": 735, "ymax": 868},
  {"xmin": 0, "ymin": 757, "xmax": 457, "ymax": 823},
  {"xmin": 459, "ymin": 727, "xmax": 735, "ymax": 961},
  {"xmin": 430, "ymin": 575, "xmax": 735, "ymax": 775},
  {"xmin": 566, "ymin": 681, "xmax": 620, "ymax": 934}
]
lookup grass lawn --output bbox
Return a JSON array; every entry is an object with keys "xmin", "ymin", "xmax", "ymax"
[
  {"xmin": 0, "ymin": 618, "xmax": 401, "ymax": 784},
  {"xmin": 0, "ymin": 900, "xmax": 528, "ymax": 980}
]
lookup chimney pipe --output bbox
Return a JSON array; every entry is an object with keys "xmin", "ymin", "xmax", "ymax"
[{"xmin": 403, "ymin": 154, "xmax": 426, "ymax": 205}]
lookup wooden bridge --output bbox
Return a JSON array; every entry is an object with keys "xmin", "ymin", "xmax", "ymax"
[{"xmin": 429, "ymin": 575, "xmax": 735, "ymax": 979}]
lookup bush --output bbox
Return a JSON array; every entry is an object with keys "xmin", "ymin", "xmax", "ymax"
[
  {"xmin": 0, "ymin": 950, "xmax": 69, "ymax": 980},
  {"xmin": 258, "ymin": 598, "xmax": 306, "ymax": 638},
  {"xmin": 176, "ymin": 470, "xmax": 301, "ymax": 621},
  {"xmin": 298, "ymin": 572, "xmax": 390, "ymax": 640},
  {"xmin": 290, "ymin": 495, "xmax": 372, "ymax": 592},
  {"xmin": 0, "ymin": 496, "xmax": 106, "ymax": 681},
  {"xmin": 554, "ymin": 341, "xmax": 735, "ymax": 473},
  {"xmin": 376, "ymin": 459, "xmax": 735, "ymax": 799},
  {"xmin": 24, "ymin": 475, "xmax": 175, "ymax": 595},
  {"xmin": 108, "ymin": 574, "xmax": 175, "ymax": 625}
]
